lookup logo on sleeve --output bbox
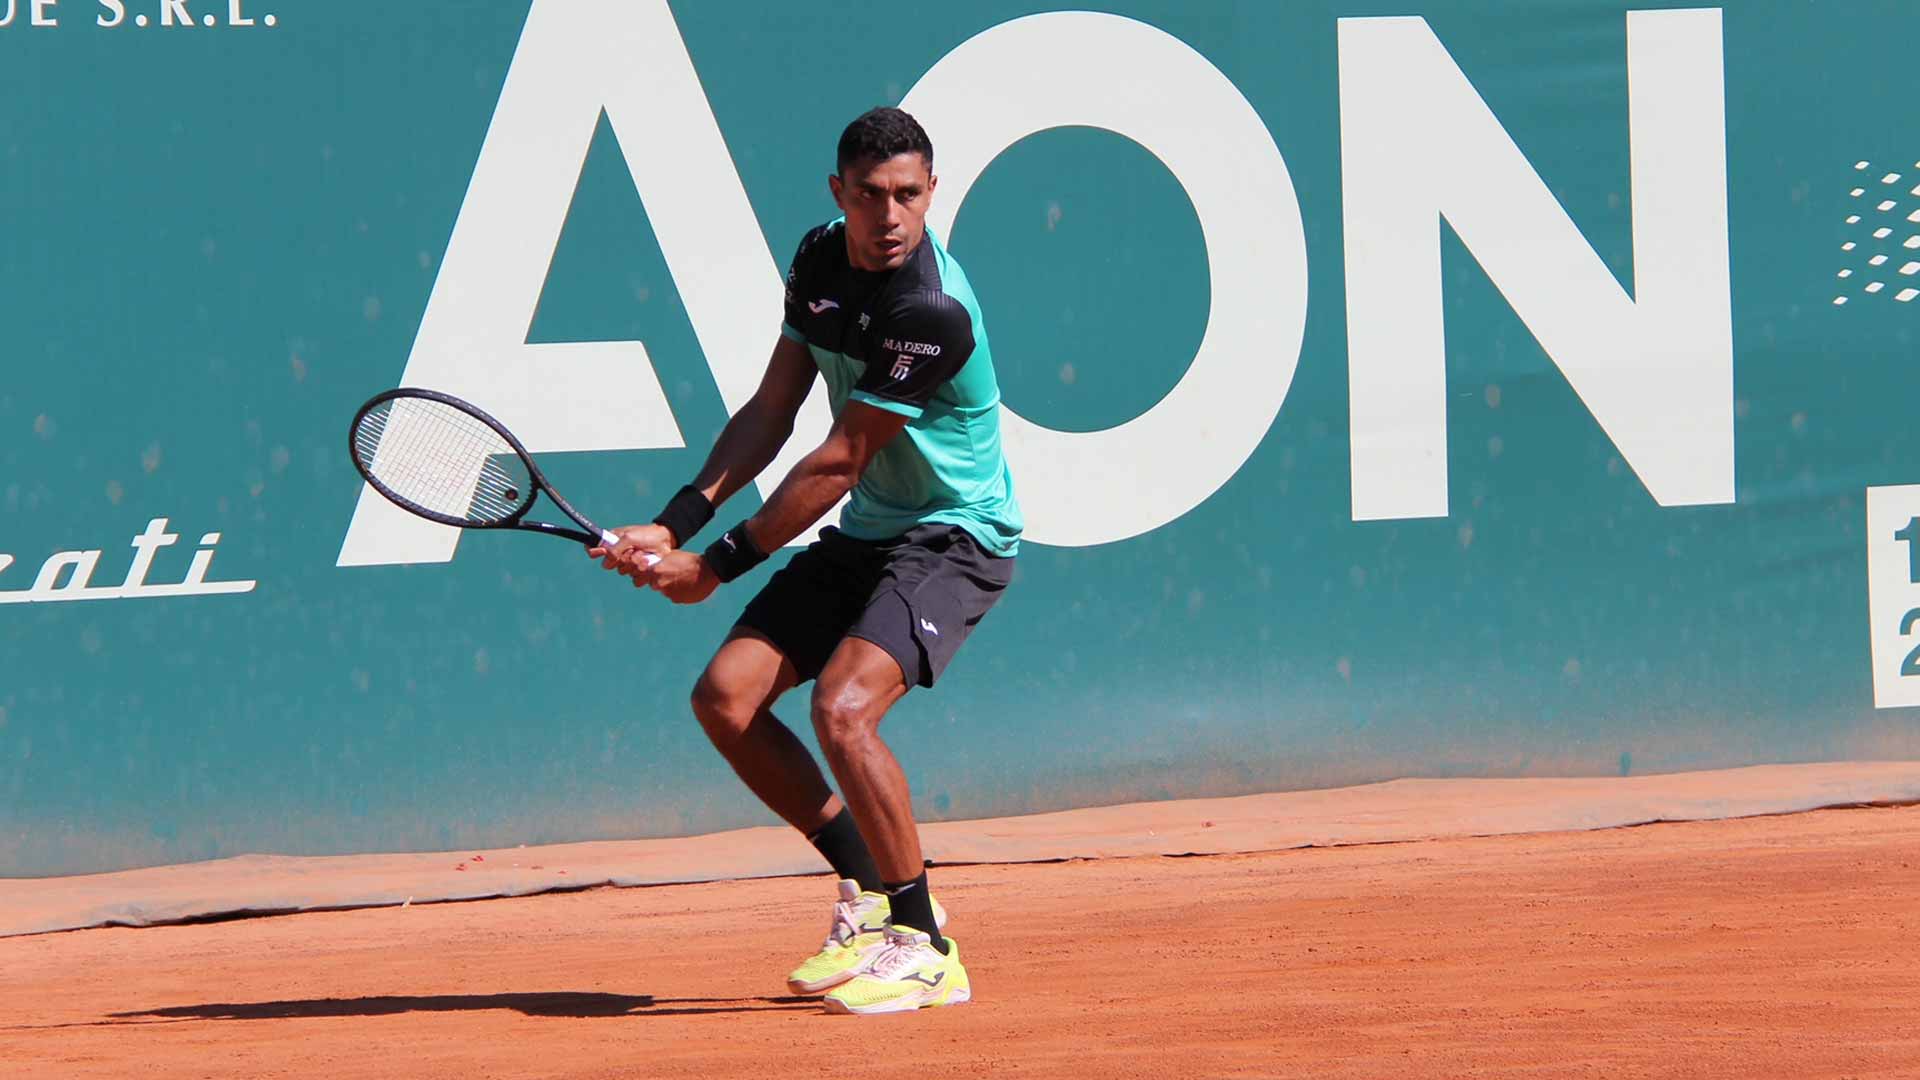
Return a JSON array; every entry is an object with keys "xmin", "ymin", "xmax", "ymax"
[
  {"xmin": 808, "ymin": 298, "xmax": 840, "ymax": 314},
  {"xmin": 891, "ymin": 355, "xmax": 914, "ymax": 380}
]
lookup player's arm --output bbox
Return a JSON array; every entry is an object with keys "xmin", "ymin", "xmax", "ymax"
[
  {"xmin": 592, "ymin": 333, "xmax": 815, "ymax": 565},
  {"xmin": 680, "ymin": 293, "xmax": 973, "ymax": 593},
  {"xmin": 738, "ymin": 401, "xmax": 908, "ymax": 551},
  {"xmin": 685, "ymin": 334, "xmax": 817, "ymax": 511},
  {"xmin": 636, "ymin": 402, "xmax": 906, "ymax": 604},
  {"xmin": 643, "ymin": 290, "xmax": 974, "ymax": 603},
  {"xmin": 593, "ymin": 227, "xmax": 829, "ymax": 567}
]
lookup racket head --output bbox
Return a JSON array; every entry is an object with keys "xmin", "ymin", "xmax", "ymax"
[{"xmin": 348, "ymin": 389, "xmax": 538, "ymax": 530}]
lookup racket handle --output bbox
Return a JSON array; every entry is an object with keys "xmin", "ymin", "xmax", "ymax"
[{"xmin": 594, "ymin": 529, "xmax": 660, "ymax": 567}]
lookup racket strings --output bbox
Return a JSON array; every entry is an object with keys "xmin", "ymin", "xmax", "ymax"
[{"xmin": 353, "ymin": 397, "xmax": 532, "ymax": 525}]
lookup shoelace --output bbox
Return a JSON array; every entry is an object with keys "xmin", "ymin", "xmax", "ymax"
[
  {"xmin": 862, "ymin": 933, "xmax": 924, "ymax": 979},
  {"xmin": 820, "ymin": 898, "xmax": 866, "ymax": 949}
]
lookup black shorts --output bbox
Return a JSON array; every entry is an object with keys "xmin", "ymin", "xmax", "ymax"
[{"xmin": 735, "ymin": 524, "xmax": 1015, "ymax": 689}]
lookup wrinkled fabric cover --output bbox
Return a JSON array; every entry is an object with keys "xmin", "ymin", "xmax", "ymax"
[{"xmin": 6, "ymin": 762, "xmax": 1916, "ymax": 938}]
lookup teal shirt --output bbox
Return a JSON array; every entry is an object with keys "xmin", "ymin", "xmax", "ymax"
[{"xmin": 779, "ymin": 220, "xmax": 1022, "ymax": 557}]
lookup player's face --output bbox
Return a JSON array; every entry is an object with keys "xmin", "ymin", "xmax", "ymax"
[{"xmin": 829, "ymin": 153, "xmax": 937, "ymax": 272}]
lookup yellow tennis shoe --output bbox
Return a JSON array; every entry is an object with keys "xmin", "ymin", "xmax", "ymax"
[
  {"xmin": 785, "ymin": 879, "xmax": 948, "ymax": 995},
  {"xmin": 822, "ymin": 925, "xmax": 971, "ymax": 1015}
]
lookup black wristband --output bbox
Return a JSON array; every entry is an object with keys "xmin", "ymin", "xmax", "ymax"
[
  {"xmin": 651, "ymin": 484, "xmax": 714, "ymax": 547},
  {"xmin": 701, "ymin": 522, "xmax": 768, "ymax": 584}
]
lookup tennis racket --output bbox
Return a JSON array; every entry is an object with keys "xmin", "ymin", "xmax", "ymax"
[{"xmin": 347, "ymin": 387, "xmax": 655, "ymax": 562}]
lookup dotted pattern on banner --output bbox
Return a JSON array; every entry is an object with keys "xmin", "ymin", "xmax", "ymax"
[{"xmin": 1835, "ymin": 158, "xmax": 1920, "ymax": 305}]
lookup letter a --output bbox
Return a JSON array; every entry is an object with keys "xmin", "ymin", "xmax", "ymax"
[{"xmin": 339, "ymin": 0, "xmax": 825, "ymax": 565}]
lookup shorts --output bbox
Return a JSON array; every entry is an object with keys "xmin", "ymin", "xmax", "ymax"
[{"xmin": 734, "ymin": 523, "xmax": 1015, "ymax": 689}]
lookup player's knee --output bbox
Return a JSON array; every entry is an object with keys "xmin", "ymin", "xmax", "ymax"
[
  {"xmin": 810, "ymin": 683, "xmax": 880, "ymax": 751},
  {"xmin": 690, "ymin": 671, "xmax": 754, "ymax": 744}
]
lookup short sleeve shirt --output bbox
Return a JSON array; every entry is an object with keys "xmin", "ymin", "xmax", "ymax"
[{"xmin": 780, "ymin": 219, "xmax": 1022, "ymax": 556}]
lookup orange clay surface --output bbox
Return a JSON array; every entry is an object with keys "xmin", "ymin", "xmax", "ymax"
[{"xmin": 4, "ymin": 804, "xmax": 1917, "ymax": 1080}]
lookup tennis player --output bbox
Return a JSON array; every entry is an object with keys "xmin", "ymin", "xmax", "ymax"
[{"xmin": 590, "ymin": 107, "xmax": 1021, "ymax": 1015}]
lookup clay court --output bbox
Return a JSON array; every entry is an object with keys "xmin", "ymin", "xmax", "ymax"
[{"xmin": 6, "ymin": 802, "xmax": 1917, "ymax": 1079}]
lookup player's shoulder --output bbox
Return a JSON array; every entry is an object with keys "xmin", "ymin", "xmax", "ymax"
[
  {"xmin": 889, "ymin": 238, "xmax": 965, "ymax": 313},
  {"xmin": 884, "ymin": 283, "xmax": 967, "ymax": 326},
  {"xmin": 784, "ymin": 220, "xmax": 845, "ymax": 315},
  {"xmin": 789, "ymin": 219, "xmax": 846, "ymax": 270},
  {"xmin": 905, "ymin": 229, "xmax": 985, "ymax": 318},
  {"xmin": 880, "ymin": 289, "xmax": 973, "ymax": 361}
]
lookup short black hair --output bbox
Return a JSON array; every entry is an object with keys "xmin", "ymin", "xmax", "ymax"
[{"xmin": 836, "ymin": 107, "xmax": 933, "ymax": 175}]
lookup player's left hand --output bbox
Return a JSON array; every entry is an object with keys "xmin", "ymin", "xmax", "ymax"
[{"xmin": 643, "ymin": 550, "xmax": 720, "ymax": 605}]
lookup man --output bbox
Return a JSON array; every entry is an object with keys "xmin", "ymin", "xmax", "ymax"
[{"xmin": 590, "ymin": 106, "xmax": 1020, "ymax": 1016}]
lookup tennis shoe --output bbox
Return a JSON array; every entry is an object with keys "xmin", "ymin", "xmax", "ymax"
[
  {"xmin": 785, "ymin": 879, "xmax": 949, "ymax": 994},
  {"xmin": 822, "ymin": 925, "xmax": 970, "ymax": 1015}
]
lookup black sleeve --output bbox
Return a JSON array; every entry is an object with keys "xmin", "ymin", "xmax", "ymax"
[
  {"xmin": 851, "ymin": 290, "xmax": 976, "ymax": 415},
  {"xmin": 782, "ymin": 226, "xmax": 830, "ymax": 334}
]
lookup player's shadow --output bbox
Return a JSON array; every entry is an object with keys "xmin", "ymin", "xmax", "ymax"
[{"xmin": 103, "ymin": 991, "xmax": 818, "ymax": 1022}]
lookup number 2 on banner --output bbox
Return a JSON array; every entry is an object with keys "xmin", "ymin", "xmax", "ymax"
[{"xmin": 1865, "ymin": 487, "xmax": 1920, "ymax": 707}]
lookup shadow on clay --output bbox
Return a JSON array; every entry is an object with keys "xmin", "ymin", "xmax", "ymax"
[{"xmin": 6, "ymin": 992, "xmax": 823, "ymax": 1027}]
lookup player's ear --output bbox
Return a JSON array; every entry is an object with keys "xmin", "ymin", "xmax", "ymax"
[
  {"xmin": 926, "ymin": 172, "xmax": 938, "ymax": 201},
  {"xmin": 828, "ymin": 173, "xmax": 845, "ymax": 209}
]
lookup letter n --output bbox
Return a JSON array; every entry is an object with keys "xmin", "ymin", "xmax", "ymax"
[{"xmin": 1338, "ymin": 9, "xmax": 1732, "ymax": 521}]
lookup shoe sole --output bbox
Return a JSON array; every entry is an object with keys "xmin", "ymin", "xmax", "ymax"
[{"xmin": 822, "ymin": 985, "xmax": 971, "ymax": 1015}]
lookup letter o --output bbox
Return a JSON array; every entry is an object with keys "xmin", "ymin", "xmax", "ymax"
[{"xmin": 903, "ymin": 12, "xmax": 1308, "ymax": 547}]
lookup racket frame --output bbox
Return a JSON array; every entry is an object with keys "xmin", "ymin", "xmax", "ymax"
[{"xmin": 348, "ymin": 387, "xmax": 619, "ymax": 549}]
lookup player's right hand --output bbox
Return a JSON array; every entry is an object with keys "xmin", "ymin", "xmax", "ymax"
[{"xmin": 589, "ymin": 524, "xmax": 674, "ymax": 578}]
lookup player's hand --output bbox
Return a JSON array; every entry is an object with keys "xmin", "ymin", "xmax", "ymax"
[
  {"xmin": 644, "ymin": 550, "xmax": 720, "ymax": 605},
  {"xmin": 588, "ymin": 523, "xmax": 674, "ymax": 577}
]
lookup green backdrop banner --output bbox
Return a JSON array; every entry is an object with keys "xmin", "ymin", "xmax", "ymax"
[{"xmin": 4, "ymin": 1, "xmax": 1918, "ymax": 876}]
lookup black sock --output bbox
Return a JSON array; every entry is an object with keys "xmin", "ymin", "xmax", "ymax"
[
  {"xmin": 805, "ymin": 807, "xmax": 883, "ymax": 893},
  {"xmin": 884, "ymin": 872, "xmax": 947, "ymax": 954}
]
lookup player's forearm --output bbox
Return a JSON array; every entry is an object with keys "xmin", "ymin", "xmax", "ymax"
[
  {"xmin": 741, "ymin": 444, "xmax": 859, "ymax": 552},
  {"xmin": 690, "ymin": 398, "xmax": 794, "ymax": 511}
]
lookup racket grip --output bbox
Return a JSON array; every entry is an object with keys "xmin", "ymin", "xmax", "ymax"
[{"xmin": 594, "ymin": 529, "xmax": 660, "ymax": 566}]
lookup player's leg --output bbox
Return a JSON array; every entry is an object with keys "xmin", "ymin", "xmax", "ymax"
[
  {"xmin": 809, "ymin": 637, "xmax": 917, "ymax": 882},
  {"xmin": 706, "ymin": 529, "xmax": 914, "ymax": 995},
  {"xmin": 809, "ymin": 635, "xmax": 970, "ymax": 1014},
  {"xmin": 689, "ymin": 628, "xmax": 835, "ymax": 831},
  {"xmin": 716, "ymin": 529, "xmax": 903, "ymax": 889},
  {"xmin": 691, "ymin": 627, "xmax": 884, "ymax": 898},
  {"xmin": 810, "ymin": 527, "xmax": 1013, "ymax": 1013},
  {"xmin": 817, "ymin": 524, "xmax": 1016, "ymax": 939}
]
